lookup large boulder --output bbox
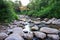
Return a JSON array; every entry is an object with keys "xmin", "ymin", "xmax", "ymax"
[
  {"xmin": 5, "ymin": 34, "xmax": 24, "ymax": 40},
  {"xmin": 34, "ymin": 31, "xmax": 46, "ymax": 39},
  {"xmin": 0, "ymin": 32, "xmax": 8, "ymax": 40},
  {"xmin": 40, "ymin": 27, "xmax": 59, "ymax": 34},
  {"xmin": 47, "ymin": 34, "xmax": 59, "ymax": 40},
  {"xmin": 12, "ymin": 27, "xmax": 24, "ymax": 36}
]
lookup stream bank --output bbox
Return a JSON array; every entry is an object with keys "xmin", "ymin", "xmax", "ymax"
[{"xmin": 0, "ymin": 15, "xmax": 60, "ymax": 40}]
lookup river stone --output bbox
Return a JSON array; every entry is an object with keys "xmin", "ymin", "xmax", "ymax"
[
  {"xmin": 9, "ymin": 24, "xmax": 17, "ymax": 29},
  {"xmin": 41, "ymin": 18, "xmax": 56, "ymax": 24},
  {"xmin": 31, "ymin": 25, "xmax": 39, "ymax": 31},
  {"xmin": 52, "ymin": 20, "xmax": 57, "ymax": 24},
  {"xmin": 0, "ymin": 32, "xmax": 8, "ymax": 40},
  {"xmin": 12, "ymin": 27, "xmax": 24, "ymax": 36},
  {"xmin": 52, "ymin": 19, "xmax": 60, "ymax": 24},
  {"xmin": 37, "ymin": 23, "xmax": 48, "ymax": 28},
  {"xmin": 33, "ymin": 21, "xmax": 41, "ymax": 25},
  {"xmin": 5, "ymin": 34, "xmax": 24, "ymax": 40},
  {"xmin": 27, "ymin": 19, "xmax": 31, "ymax": 22},
  {"xmin": 44, "ymin": 18, "xmax": 49, "ymax": 21},
  {"xmin": 13, "ymin": 20, "xmax": 18, "ymax": 25},
  {"xmin": 34, "ymin": 31, "xmax": 46, "ymax": 39},
  {"xmin": 7, "ymin": 29, "xmax": 13, "ymax": 35},
  {"xmin": 23, "ymin": 32, "xmax": 33, "ymax": 39},
  {"xmin": 47, "ymin": 18, "xmax": 56, "ymax": 23},
  {"xmin": 47, "ymin": 34, "xmax": 59, "ymax": 40},
  {"xmin": 13, "ymin": 20, "xmax": 25, "ymax": 26},
  {"xmin": 36, "ymin": 18, "xmax": 40, "ymax": 20},
  {"xmin": 20, "ymin": 18, "xmax": 27, "ymax": 21},
  {"xmin": 29, "ymin": 23, "xmax": 34, "ymax": 27},
  {"xmin": 40, "ymin": 27, "xmax": 59, "ymax": 34}
]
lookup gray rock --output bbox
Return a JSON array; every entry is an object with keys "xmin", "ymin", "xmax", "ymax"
[
  {"xmin": 41, "ymin": 18, "xmax": 56, "ymax": 24},
  {"xmin": 34, "ymin": 31, "xmax": 46, "ymax": 39},
  {"xmin": 52, "ymin": 19, "xmax": 60, "ymax": 24},
  {"xmin": 29, "ymin": 23, "xmax": 34, "ymax": 27},
  {"xmin": 9, "ymin": 24, "xmax": 17, "ymax": 29},
  {"xmin": 20, "ymin": 18, "xmax": 27, "ymax": 21},
  {"xmin": 47, "ymin": 34, "xmax": 59, "ymax": 40},
  {"xmin": 44, "ymin": 18, "xmax": 49, "ymax": 21},
  {"xmin": 23, "ymin": 31, "xmax": 33, "ymax": 39},
  {"xmin": 52, "ymin": 20, "xmax": 57, "ymax": 24},
  {"xmin": 33, "ymin": 21, "xmax": 41, "ymax": 25},
  {"xmin": 12, "ymin": 27, "xmax": 24, "ymax": 36},
  {"xmin": 0, "ymin": 32, "xmax": 8, "ymax": 40},
  {"xmin": 37, "ymin": 18, "xmax": 40, "ymax": 20},
  {"xmin": 40, "ymin": 27, "xmax": 59, "ymax": 34},
  {"xmin": 5, "ymin": 34, "xmax": 24, "ymax": 40},
  {"xmin": 7, "ymin": 29, "xmax": 13, "ymax": 35},
  {"xmin": 37, "ymin": 23, "xmax": 48, "ymax": 28},
  {"xmin": 31, "ymin": 25, "xmax": 39, "ymax": 31},
  {"xmin": 13, "ymin": 20, "xmax": 25, "ymax": 26}
]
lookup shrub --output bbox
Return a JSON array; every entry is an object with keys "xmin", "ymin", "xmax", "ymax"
[
  {"xmin": 0, "ymin": 0, "xmax": 18, "ymax": 23},
  {"xmin": 20, "ymin": 0, "xmax": 60, "ymax": 18}
]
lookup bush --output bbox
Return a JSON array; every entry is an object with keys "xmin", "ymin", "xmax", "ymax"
[
  {"xmin": 0, "ymin": 0, "xmax": 18, "ymax": 23},
  {"xmin": 20, "ymin": 0, "xmax": 60, "ymax": 18}
]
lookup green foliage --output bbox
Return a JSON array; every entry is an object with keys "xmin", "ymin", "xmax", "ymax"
[
  {"xmin": 20, "ymin": 0, "xmax": 60, "ymax": 18},
  {"xmin": 0, "ymin": 0, "xmax": 18, "ymax": 23}
]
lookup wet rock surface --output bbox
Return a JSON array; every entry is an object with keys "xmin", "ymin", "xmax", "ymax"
[{"xmin": 0, "ymin": 15, "xmax": 60, "ymax": 40}]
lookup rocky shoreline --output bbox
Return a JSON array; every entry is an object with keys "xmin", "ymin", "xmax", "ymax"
[{"xmin": 0, "ymin": 15, "xmax": 60, "ymax": 40}]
